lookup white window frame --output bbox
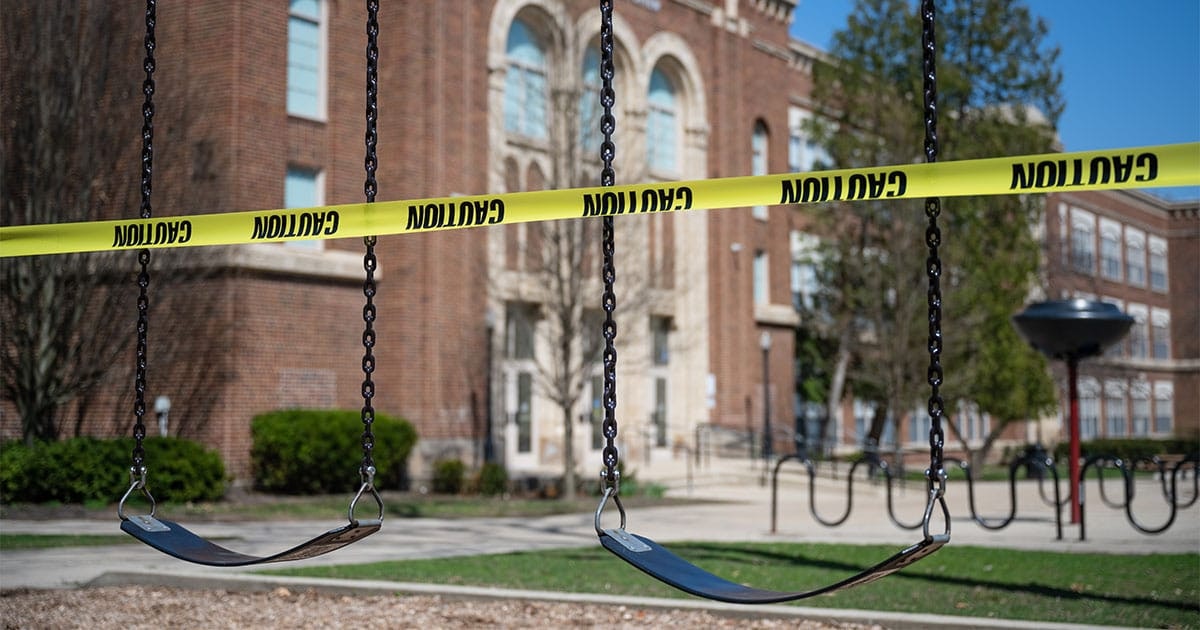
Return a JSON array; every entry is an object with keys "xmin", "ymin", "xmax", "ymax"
[
  {"xmin": 1153, "ymin": 382, "xmax": 1173, "ymax": 434},
  {"xmin": 1148, "ymin": 236, "xmax": 1168, "ymax": 292},
  {"xmin": 1125, "ymin": 228, "xmax": 1146, "ymax": 287},
  {"xmin": 646, "ymin": 67, "xmax": 680, "ymax": 177},
  {"xmin": 284, "ymin": 165, "xmax": 325, "ymax": 250},
  {"xmin": 1069, "ymin": 208, "xmax": 1095, "ymax": 274},
  {"xmin": 1104, "ymin": 379, "xmax": 1126, "ymax": 437},
  {"xmin": 1127, "ymin": 304, "xmax": 1149, "ymax": 359},
  {"xmin": 287, "ymin": 0, "xmax": 327, "ymax": 121},
  {"xmin": 753, "ymin": 249, "xmax": 769, "ymax": 305},
  {"xmin": 1099, "ymin": 218, "xmax": 1122, "ymax": 281},
  {"xmin": 751, "ymin": 121, "xmax": 769, "ymax": 220},
  {"xmin": 1150, "ymin": 308, "xmax": 1170, "ymax": 360}
]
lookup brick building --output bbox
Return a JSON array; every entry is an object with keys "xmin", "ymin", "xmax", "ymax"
[
  {"xmin": 4, "ymin": 1, "xmax": 1193, "ymax": 486},
  {"xmin": 1042, "ymin": 190, "xmax": 1199, "ymax": 442}
]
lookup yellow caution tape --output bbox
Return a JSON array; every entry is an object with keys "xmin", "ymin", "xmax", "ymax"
[{"xmin": 2, "ymin": 142, "xmax": 1197, "ymax": 258}]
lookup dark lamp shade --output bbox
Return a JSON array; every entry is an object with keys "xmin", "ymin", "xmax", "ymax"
[{"xmin": 1012, "ymin": 299, "xmax": 1134, "ymax": 361}]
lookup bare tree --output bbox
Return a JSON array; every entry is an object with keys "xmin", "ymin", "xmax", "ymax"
[
  {"xmin": 2, "ymin": 1, "xmax": 227, "ymax": 445},
  {"xmin": 1, "ymin": 1, "xmax": 143, "ymax": 443}
]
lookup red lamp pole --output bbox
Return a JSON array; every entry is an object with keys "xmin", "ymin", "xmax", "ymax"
[{"xmin": 1066, "ymin": 356, "xmax": 1082, "ymax": 524}]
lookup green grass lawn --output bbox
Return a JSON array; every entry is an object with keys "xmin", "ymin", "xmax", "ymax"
[
  {"xmin": 0, "ymin": 533, "xmax": 136, "ymax": 550},
  {"xmin": 265, "ymin": 542, "xmax": 1200, "ymax": 628}
]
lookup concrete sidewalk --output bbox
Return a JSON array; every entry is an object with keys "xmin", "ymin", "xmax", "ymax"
[{"xmin": 2, "ymin": 457, "xmax": 1196, "ymax": 592}]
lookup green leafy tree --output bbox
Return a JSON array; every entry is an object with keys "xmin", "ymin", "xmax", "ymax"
[{"xmin": 805, "ymin": 0, "xmax": 1061, "ymax": 467}]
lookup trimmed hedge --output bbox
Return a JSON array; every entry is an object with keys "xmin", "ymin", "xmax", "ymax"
[
  {"xmin": 251, "ymin": 409, "xmax": 417, "ymax": 494},
  {"xmin": 1051, "ymin": 438, "xmax": 1199, "ymax": 463},
  {"xmin": 0, "ymin": 436, "xmax": 226, "ymax": 505}
]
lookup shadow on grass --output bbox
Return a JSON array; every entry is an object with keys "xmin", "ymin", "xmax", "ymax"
[{"xmin": 663, "ymin": 543, "xmax": 1198, "ymax": 614}]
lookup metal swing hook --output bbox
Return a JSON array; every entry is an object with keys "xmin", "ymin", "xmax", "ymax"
[
  {"xmin": 594, "ymin": 469, "xmax": 627, "ymax": 536},
  {"xmin": 922, "ymin": 467, "xmax": 952, "ymax": 542},
  {"xmin": 348, "ymin": 465, "xmax": 385, "ymax": 526},
  {"xmin": 118, "ymin": 465, "xmax": 158, "ymax": 522}
]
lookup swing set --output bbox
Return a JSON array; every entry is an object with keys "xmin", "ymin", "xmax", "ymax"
[{"xmin": 4, "ymin": 0, "xmax": 1197, "ymax": 602}]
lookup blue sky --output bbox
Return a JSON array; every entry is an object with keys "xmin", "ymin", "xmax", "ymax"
[{"xmin": 790, "ymin": 1, "xmax": 1200, "ymax": 201}]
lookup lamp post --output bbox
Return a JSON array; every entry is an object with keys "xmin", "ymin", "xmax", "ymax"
[
  {"xmin": 761, "ymin": 331, "xmax": 772, "ymax": 468},
  {"xmin": 1013, "ymin": 299, "xmax": 1132, "ymax": 524},
  {"xmin": 483, "ymin": 309, "xmax": 496, "ymax": 464}
]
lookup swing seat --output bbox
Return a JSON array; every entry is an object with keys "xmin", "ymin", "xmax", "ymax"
[
  {"xmin": 121, "ymin": 514, "xmax": 381, "ymax": 567},
  {"xmin": 599, "ymin": 528, "xmax": 947, "ymax": 604}
]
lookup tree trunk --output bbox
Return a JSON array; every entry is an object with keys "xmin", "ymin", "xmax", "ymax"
[{"xmin": 562, "ymin": 405, "xmax": 576, "ymax": 500}]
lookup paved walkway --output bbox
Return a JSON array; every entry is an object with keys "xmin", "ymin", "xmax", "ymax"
[{"xmin": 1, "ymin": 457, "xmax": 1196, "ymax": 628}]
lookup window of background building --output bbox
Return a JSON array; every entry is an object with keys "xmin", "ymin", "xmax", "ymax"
[
  {"xmin": 1148, "ymin": 236, "xmax": 1168, "ymax": 292},
  {"xmin": 504, "ymin": 301, "xmax": 537, "ymax": 359},
  {"xmin": 1131, "ymin": 383, "xmax": 1150, "ymax": 436},
  {"xmin": 1154, "ymin": 382, "xmax": 1173, "ymax": 434},
  {"xmin": 753, "ymin": 249, "xmax": 769, "ymax": 304},
  {"xmin": 1127, "ymin": 304, "xmax": 1149, "ymax": 358},
  {"xmin": 1125, "ymin": 228, "xmax": 1146, "ymax": 286},
  {"xmin": 579, "ymin": 47, "xmax": 600, "ymax": 154},
  {"xmin": 504, "ymin": 19, "xmax": 548, "ymax": 140},
  {"xmin": 1102, "ymin": 297, "xmax": 1124, "ymax": 357},
  {"xmin": 1069, "ymin": 209, "xmax": 1095, "ymax": 274},
  {"xmin": 287, "ymin": 0, "xmax": 325, "ymax": 119},
  {"xmin": 589, "ymin": 374, "xmax": 604, "ymax": 449},
  {"xmin": 1104, "ymin": 380, "xmax": 1126, "ymax": 437},
  {"xmin": 650, "ymin": 316, "xmax": 670, "ymax": 366},
  {"xmin": 516, "ymin": 372, "xmax": 533, "ymax": 452},
  {"xmin": 1150, "ymin": 308, "xmax": 1170, "ymax": 359},
  {"xmin": 751, "ymin": 121, "xmax": 768, "ymax": 220},
  {"xmin": 646, "ymin": 68, "xmax": 679, "ymax": 175},
  {"xmin": 653, "ymin": 378, "xmax": 668, "ymax": 448},
  {"xmin": 909, "ymin": 403, "xmax": 931, "ymax": 444},
  {"xmin": 1079, "ymin": 378, "xmax": 1100, "ymax": 440},
  {"xmin": 1099, "ymin": 218, "xmax": 1122, "ymax": 281},
  {"xmin": 790, "ymin": 233, "xmax": 822, "ymax": 315},
  {"xmin": 284, "ymin": 166, "xmax": 323, "ymax": 250}
]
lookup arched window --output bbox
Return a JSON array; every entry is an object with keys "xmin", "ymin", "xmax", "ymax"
[
  {"xmin": 579, "ymin": 47, "xmax": 601, "ymax": 154},
  {"xmin": 504, "ymin": 19, "xmax": 549, "ymax": 140},
  {"xmin": 646, "ymin": 67, "xmax": 679, "ymax": 175},
  {"xmin": 751, "ymin": 121, "xmax": 768, "ymax": 219}
]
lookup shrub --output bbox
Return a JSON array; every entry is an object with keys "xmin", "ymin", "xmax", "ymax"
[
  {"xmin": 0, "ymin": 436, "xmax": 225, "ymax": 505},
  {"xmin": 475, "ymin": 462, "xmax": 508, "ymax": 496},
  {"xmin": 431, "ymin": 458, "xmax": 466, "ymax": 494},
  {"xmin": 1052, "ymin": 438, "xmax": 1198, "ymax": 463},
  {"xmin": 251, "ymin": 409, "xmax": 417, "ymax": 494}
]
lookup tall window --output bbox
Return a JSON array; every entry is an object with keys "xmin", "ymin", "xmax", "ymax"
[
  {"xmin": 1069, "ymin": 209, "xmax": 1095, "ymax": 274},
  {"xmin": 1154, "ymin": 382, "xmax": 1173, "ymax": 434},
  {"xmin": 1127, "ymin": 304, "xmax": 1148, "ymax": 358},
  {"xmin": 579, "ymin": 47, "xmax": 601, "ymax": 153},
  {"xmin": 590, "ymin": 375, "xmax": 604, "ymax": 449},
  {"xmin": 1099, "ymin": 219, "xmax": 1122, "ymax": 280},
  {"xmin": 1125, "ymin": 229, "xmax": 1146, "ymax": 286},
  {"xmin": 650, "ymin": 316, "xmax": 671, "ymax": 366},
  {"xmin": 1131, "ymin": 384, "xmax": 1150, "ymax": 436},
  {"xmin": 1079, "ymin": 379, "xmax": 1100, "ymax": 440},
  {"xmin": 1149, "ymin": 236, "xmax": 1168, "ymax": 292},
  {"xmin": 1104, "ymin": 381, "xmax": 1126, "ymax": 437},
  {"xmin": 1150, "ymin": 308, "xmax": 1170, "ymax": 359},
  {"xmin": 653, "ymin": 378, "xmax": 668, "ymax": 448},
  {"xmin": 504, "ymin": 302, "xmax": 537, "ymax": 359},
  {"xmin": 753, "ymin": 250, "xmax": 769, "ymax": 304},
  {"xmin": 504, "ymin": 19, "xmax": 548, "ymax": 140},
  {"xmin": 790, "ymin": 231, "xmax": 821, "ymax": 314},
  {"xmin": 1102, "ymin": 298, "xmax": 1124, "ymax": 358},
  {"xmin": 751, "ymin": 122, "xmax": 768, "ymax": 219},
  {"xmin": 516, "ymin": 372, "xmax": 533, "ymax": 452},
  {"xmin": 287, "ymin": 0, "xmax": 324, "ymax": 119},
  {"xmin": 909, "ymin": 403, "xmax": 931, "ymax": 444},
  {"xmin": 646, "ymin": 68, "xmax": 679, "ymax": 174},
  {"xmin": 284, "ymin": 166, "xmax": 323, "ymax": 250}
]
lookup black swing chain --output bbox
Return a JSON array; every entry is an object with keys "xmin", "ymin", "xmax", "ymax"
[
  {"xmin": 131, "ymin": 0, "xmax": 157, "ymax": 478},
  {"xmin": 920, "ymin": 0, "xmax": 947, "ymax": 486},
  {"xmin": 359, "ymin": 0, "xmax": 380, "ymax": 483},
  {"xmin": 598, "ymin": 0, "xmax": 620, "ymax": 491}
]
